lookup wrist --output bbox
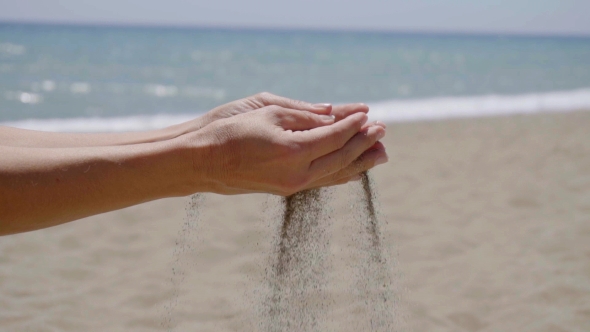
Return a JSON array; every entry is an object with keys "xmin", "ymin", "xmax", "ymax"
[{"xmin": 169, "ymin": 127, "xmax": 221, "ymax": 196}]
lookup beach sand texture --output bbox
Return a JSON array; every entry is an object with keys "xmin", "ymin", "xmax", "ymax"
[{"xmin": 1, "ymin": 111, "xmax": 590, "ymax": 331}]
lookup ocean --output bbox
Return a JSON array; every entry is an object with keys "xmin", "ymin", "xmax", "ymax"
[{"xmin": 1, "ymin": 23, "xmax": 590, "ymax": 131}]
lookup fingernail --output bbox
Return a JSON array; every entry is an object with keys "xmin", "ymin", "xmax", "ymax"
[
  {"xmin": 312, "ymin": 103, "xmax": 331, "ymax": 109},
  {"xmin": 351, "ymin": 174, "xmax": 362, "ymax": 181},
  {"xmin": 375, "ymin": 155, "xmax": 388, "ymax": 166},
  {"xmin": 320, "ymin": 114, "xmax": 335, "ymax": 121},
  {"xmin": 375, "ymin": 121, "xmax": 387, "ymax": 129},
  {"xmin": 358, "ymin": 113, "xmax": 369, "ymax": 125},
  {"xmin": 376, "ymin": 128, "xmax": 385, "ymax": 140}
]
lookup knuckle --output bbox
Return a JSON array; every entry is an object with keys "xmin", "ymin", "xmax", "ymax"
[
  {"xmin": 255, "ymin": 91, "xmax": 275, "ymax": 103},
  {"xmin": 285, "ymin": 139, "xmax": 305, "ymax": 156},
  {"xmin": 262, "ymin": 105, "xmax": 284, "ymax": 123},
  {"xmin": 282, "ymin": 113, "xmax": 296, "ymax": 126},
  {"xmin": 291, "ymin": 98, "xmax": 306, "ymax": 108}
]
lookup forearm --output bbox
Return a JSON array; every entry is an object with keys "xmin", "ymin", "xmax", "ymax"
[
  {"xmin": 0, "ymin": 138, "xmax": 200, "ymax": 235},
  {"xmin": 0, "ymin": 118, "xmax": 205, "ymax": 148}
]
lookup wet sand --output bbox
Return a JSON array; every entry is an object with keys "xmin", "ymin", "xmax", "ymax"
[{"xmin": 1, "ymin": 111, "xmax": 590, "ymax": 331}]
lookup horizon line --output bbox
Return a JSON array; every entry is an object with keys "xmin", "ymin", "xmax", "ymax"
[{"xmin": 1, "ymin": 19, "xmax": 590, "ymax": 39}]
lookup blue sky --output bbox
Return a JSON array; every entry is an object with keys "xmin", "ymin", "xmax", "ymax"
[{"xmin": 1, "ymin": 0, "xmax": 589, "ymax": 36}]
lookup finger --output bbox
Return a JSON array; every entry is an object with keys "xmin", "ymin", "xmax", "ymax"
[
  {"xmin": 306, "ymin": 142, "xmax": 387, "ymax": 188},
  {"xmin": 279, "ymin": 109, "xmax": 335, "ymax": 131},
  {"xmin": 294, "ymin": 112, "xmax": 368, "ymax": 160},
  {"xmin": 361, "ymin": 120, "xmax": 386, "ymax": 131},
  {"xmin": 331, "ymin": 103, "xmax": 369, "ymax": 121},
  {"xmin": 308, "ymin": 123, "xmax": 385, "ymax": 178},
  {"xmin": 252, "ymin": 92, "xmax": 333, "ymax": 114}
]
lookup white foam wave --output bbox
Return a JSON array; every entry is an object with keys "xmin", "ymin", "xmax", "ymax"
[
  {"xmin": 3, "ymin": 88, "xmax": 590, "ymax": 132},
  {"xmin": 367, "ymin": 88, "xmax": 590, "ymax": 122}
]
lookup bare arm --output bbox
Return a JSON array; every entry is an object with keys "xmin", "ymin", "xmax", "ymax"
[
  {"xmin": 0, "ymin": 139, "xmax": 194, "ymax": 235},
  {"xmin": 0, "ymin": 124, "xmax": 189, "ymax": 148}
]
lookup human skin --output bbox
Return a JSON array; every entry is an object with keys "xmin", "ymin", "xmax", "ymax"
[{"xmin": 0, "ymin": 94, "xmax": 387, "ymax": 235}]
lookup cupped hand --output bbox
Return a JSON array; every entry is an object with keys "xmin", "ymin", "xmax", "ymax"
[
  {"xmin": 170, "ymin": 92, "xmax": 372, "ymax": 135},
  {"xmin": 186, "ymin": 105, "xmax": 387, "ymax": 196}
]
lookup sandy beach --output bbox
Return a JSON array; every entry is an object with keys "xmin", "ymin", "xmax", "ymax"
[{"xmin": 1, "ymin": 110, "xmax": 590, "ymax": 332}]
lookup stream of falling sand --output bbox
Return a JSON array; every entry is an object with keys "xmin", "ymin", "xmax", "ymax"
[
  {"xmin": 352, "ymin": 172, "xmax": 397, "ymax": 331},
  {"xmin": 264, "ymin": 188, "xmax": 332, "ymax": 332},
  {"xmin": 162, "ymin": 194, "xmax": 204, "ymax": 332},
  {"xmin": 264, "ymin": 171, "xmax": 397, "ymax": 331}
]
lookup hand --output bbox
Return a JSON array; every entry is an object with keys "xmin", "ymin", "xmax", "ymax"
[
  {"xmin": 171, "ymin": 92, "xmax": 374, "ymax": 135},
  {"xmin": 185, "ymin": 105, "xmax": 387, "ymax": 196}
]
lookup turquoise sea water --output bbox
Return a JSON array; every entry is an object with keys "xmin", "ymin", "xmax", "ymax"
[{"xmin": 1, "ymin": 23, "xmax": 590, "ymax": 130}]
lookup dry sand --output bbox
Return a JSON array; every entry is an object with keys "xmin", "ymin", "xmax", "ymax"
[{"xmin": 2, "ymin": 111, "xmax": 590, "ymax": 331}]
